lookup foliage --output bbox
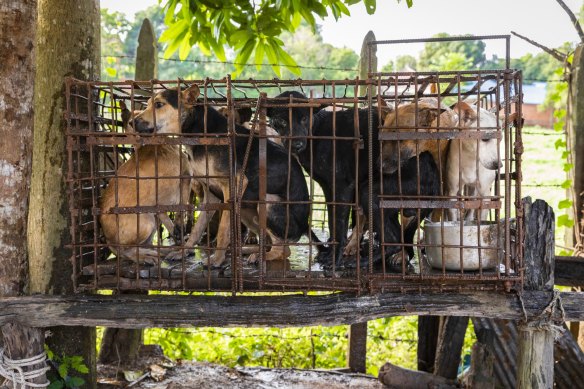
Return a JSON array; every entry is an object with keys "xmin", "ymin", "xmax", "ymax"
[
  {"xmin": 158, "ymin": 0, "xmax": 412, "ymax": 76},
  {"xmin": 416, "ymin": 33, "xmax": 486, "ymax": 71},
  {"xmin": 44, "ymin": 346, "xmax": 89, "ymax": 389},
  {"xmin": 143, "ymin": 317, "xmax": 421, "ymax": 375},
  {"xmin": 100, "ymin": 8, "xmax": 359, "ymax": 81}
]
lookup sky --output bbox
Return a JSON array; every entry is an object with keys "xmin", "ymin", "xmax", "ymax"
[{"xmin": 100, "ymin": 0, "xmax": 583, "ymax": 65}]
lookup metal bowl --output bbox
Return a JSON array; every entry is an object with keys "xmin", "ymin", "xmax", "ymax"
[{"xmin": 423, "ymin": 220, "xmax": 503, "ymax": 271}]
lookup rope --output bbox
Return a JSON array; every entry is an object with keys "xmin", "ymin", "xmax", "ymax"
[
  {"xmin": 0, "ymin": 348, "xmax": 50, "ymax": 389},
  {"xmin": 517, "ymin": 289, "xmax": 566, "ymax": 341}
]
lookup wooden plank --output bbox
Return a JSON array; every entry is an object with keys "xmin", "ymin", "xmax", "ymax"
[
  {"xmin": 0, "ymin": 290, "xmax": 584, "ymax": 329},
  {"xmin": 417, "ymin": 316, "xmax": 440, "ymax": 373},
  {"xmin": 434, "ymin": 316, "xmax": 470, "ymax": 379},
  {"xmin": 348, "ymin": 322, "xmax": 367, "ymax": 373},
  {"xmin": 517, "ymin": 198, "xmax": 555, "ymax": 389}
]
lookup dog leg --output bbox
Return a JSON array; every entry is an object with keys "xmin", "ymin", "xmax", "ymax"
[{"xmin": 343, "ymin": 212, "xmax": 365, "ymax": 257}]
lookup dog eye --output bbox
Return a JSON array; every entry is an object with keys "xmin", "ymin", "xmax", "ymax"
[{"xmin": 154, "ymin": 101, "xmax": 165, "ymax": 109}]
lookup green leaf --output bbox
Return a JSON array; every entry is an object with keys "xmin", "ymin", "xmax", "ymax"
[
  {"xmin": 105, "ymin": 67, "xmax": 117, "ymax": 77},
  {"xmin": 178, "ymin": 31, "xmax": 192, "ymax": 60},
  {"xmin": 557, "ymin": 214, "xmax": 574, "ymax": 228},
  {"xmin": 555, "ymin": 138, "xmax": 566, "ymax": 149},
  {"xmin": 364, "ymin": 0, "xmax": 377, "ymax": 14},
  {"xmin": 47, "ymin": 381, "xmax": 64, "ymax": 389},
  {"xmin": 65, "ymin": 376, "xmax": 85, "ymax": 389},
  {"xmin": 558, "ymin": 199, "xmax": 572, "ymax": 209},
  {"xmin": 264, "ymin": 42, "xmax": 281, "ymax": 77},
  {"xmin": 274, "ymin": 44, "xmax": 301, "ymax": 76},
  {"xmin": 563, "ymin": 163, "xmax": 574, "ymax": 172},
  {"xmin": 561, "ymin": 179, "xmax": 573, "ymax": 189},
  {"xmin": 58, "ymin": 363, "xmax": 68, "ymax": 379},
  {"xmin": 254, "ymin": 40, "xmax": 265, "ymax": 70}
]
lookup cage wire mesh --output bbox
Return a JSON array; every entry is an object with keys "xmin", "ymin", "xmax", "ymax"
[{"xmin": 66, "ymin": 67, "xmax": 523, "ymax": 294}]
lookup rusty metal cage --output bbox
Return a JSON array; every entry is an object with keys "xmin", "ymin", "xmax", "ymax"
[{"xmin": 66, "ymin": 66, "xmax": 523, "ymax": 294}]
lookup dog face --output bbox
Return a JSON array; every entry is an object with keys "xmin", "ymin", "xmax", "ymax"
[
  {"xmin": 267, "ymin": 91, "xmax": 317, "ymax": 153},
  {"xmin": 132, "ymin": 85, "xmax": 200, "ymax": 134},
  {"xmin": 380, "ymin": 100, "xmax": 455, "ymax": 174},
  {"xmin": 452, "ymin": 102, "xmax": 502, "ymax": 171}
]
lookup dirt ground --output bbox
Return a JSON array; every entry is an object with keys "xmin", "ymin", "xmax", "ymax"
[{"xmin": 97, "ymin": 346, "xmax": 385, "ymax": 389}]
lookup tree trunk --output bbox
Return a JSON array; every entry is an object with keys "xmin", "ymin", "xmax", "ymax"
[
  {"xmin": 0, "ymin": 1, "xmax": 47, "ymax": 387},
  {"xmin": 433, "ymin": 316, "xmax": 469, "ymax": 379},
  {"xmin": 28, "ymin": 0, "xmax": 100, "ymax": 386},
  {"xmin": 417, "ymin": 315, "xmax": 440, "ymax": 373}
]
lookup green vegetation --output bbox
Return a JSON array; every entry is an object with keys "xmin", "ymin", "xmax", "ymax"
[
  {"xmin": 45, "ymin": 346, "xmax": 89, "ymax": 389},
  {"xmin": 158, "ymin": 0, "xmax": 412, "ymax": 76}
]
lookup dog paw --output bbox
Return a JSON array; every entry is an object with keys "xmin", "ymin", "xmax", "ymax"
[
  {"xmin": 343, "ymin": 242, "xmax": 359, "ymax": 257},
  {"xmin": 165, "ymin": 249, "xmax": 195, "ymax": 262}
]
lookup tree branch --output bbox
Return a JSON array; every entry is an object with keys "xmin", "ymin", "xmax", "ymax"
[
  {"xmin": 556, "ymin": 0, "xmax": 584, "ymax": 43},
  {"xmin": 511, "ymin": 31, "xmax": 568, "ymax": 63}
]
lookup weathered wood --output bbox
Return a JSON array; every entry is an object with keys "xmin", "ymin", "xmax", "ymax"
[
  {"xmin": 377, "ymin": 361, "xmax": 456, "ymax": 389},
  {"xmin": 517, "ymin": 198, "xmax": 555, "ymax": 389},
  {"xmin": 0, "ymin": 2, "xmax": 47, "ymax": 387},
  {"xmin": 358, "ymin": 30, "xmax": 376, "ymax": 96},
  {"xmin": 29, "ymin": 0, "xmax": 100, "ymax": 386},
  {"xmin": 464, "ymin": 328, "xmax": 495, "ymax": 389},
  {"xmin": 348, "ymin": 322, "xmax": 367, "ymax": 373},
  {"xmin": 556, "ymin": 256, "xmax": 584, "ymax": 287},
  {"xmin": 0, "ymin": 291, "xmax": 583, "ymax": 328},
  {"xmin": 135, "ymin": 18, "xmax": 158, "ymax": 82},
  {"xmin": 417, "ymin": 316, "xmax": 440, "ymax": 373},
  {"xmin": 433, "ymin": 316, "xmax": 469, "ymax": 379}
]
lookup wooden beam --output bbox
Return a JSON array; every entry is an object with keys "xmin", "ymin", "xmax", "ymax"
[
  {"xmin": 0, "ymin": 290, "xmax": 583, "ymax": 329},
  {"xmin": 417, "ymin": 316, "xmax": 440, "ymax": 373}
]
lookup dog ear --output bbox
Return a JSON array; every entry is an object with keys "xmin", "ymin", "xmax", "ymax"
[
  {"xmin": 377, "ymin": 98, "xmax": 394, "ymax": 121},
  {"xmin": 418, "ymin": 107, "xmax": 447, "ymax": 127},
  {"xmin": 237, "ymin": 107, "xmax": 253, "ymax": 124},
  {"xmin": 508, "ymin": 112, "xmax": 524, "ymax": 127},
  {"xmin": 182, "ymin": 84, "xmax": 200, "ymax": 106},
  {"xmin": 450, "ymin": 101, "xmax": 476, "ymax": 125}
]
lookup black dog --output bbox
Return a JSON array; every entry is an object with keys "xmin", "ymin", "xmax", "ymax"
[
  {"xmin": 267, "ymin": 91, "xmax": 381, "ymax": 267},
  {"xmin": 134, "ymin": 85, "xmax": 320, "ymax": 266},
  {"xmin": 356, "ymin": 151, "xmax": 440, "ymax": 269}
]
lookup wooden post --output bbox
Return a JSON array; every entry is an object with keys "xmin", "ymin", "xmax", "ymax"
[
  {"xmin": 517, "ymin": 198, "xmax": 555, "ymax": 389},
  {"xmin": 433, "ymin": 316, "xmax": 470, "ymax": 379},
  {"xmin": 347, "ymin": 322, "xmax": 367, "ymax": 373},
  {"xmin": 98, "ymin": 17, "xmax": 159, "ymax": 366},
  {"xmin": 417, "ymin": 315, "xmax": 440, "ymax": 372},
  {"xmin": 0, "ymin": 1, "xmax": 47, "ymax": 387},
  {"xmin": 347, "ymin": 31, "xmax": 377, "ymax": 373},
  {"xmin": 464, "ymin": 328, "xmax": 495, "ymax": 389},
  {"xmin": 28, "ymin": 0, "xmax": 101, "ymax": 386}
]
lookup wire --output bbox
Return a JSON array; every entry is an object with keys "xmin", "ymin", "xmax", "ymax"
[{"xmin": 102, "ymin": 55, "xmax": 360, "ymax": 72}]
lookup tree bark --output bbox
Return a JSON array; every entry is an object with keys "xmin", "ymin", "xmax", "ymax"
[
  {"xmin": 29, "ymin": 0, "xmax": 100, "ymax": 386},
  {"xmin": 0, "ymin": 1, "xmax": 46, "ymax": 387}
]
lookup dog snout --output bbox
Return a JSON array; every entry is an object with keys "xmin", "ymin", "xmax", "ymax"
[
  {"xmin": 292, "ymin": 139, "xmax": 306, "ymax": 153},
  {"xmin": 381, "ymin": 155, "xmax": 399, "ymax": 174},
  {"xmin": 483, "ymin": 160, "xmax": 503, "ymax": 170},
  {"xmin": 133, "ymin": 117, "xmax": 154, "ymax": 134}
]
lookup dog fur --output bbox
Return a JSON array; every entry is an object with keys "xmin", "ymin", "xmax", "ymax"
[
  {"xmin": 267, "ymin": 91, "xmax": 381, "ymax": 267},
  {"xmin": 445, "ymin": 102, "xmax": 503, "ymax": 221},
  {"xmin": 133, "ymin": 85, "xmax": 318, "ymax": 267},
  {"xmin": 100, "ymin": 100, "xmax": 193, "ymax": 265}
]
